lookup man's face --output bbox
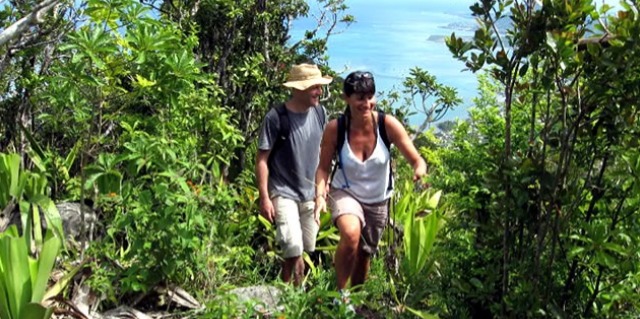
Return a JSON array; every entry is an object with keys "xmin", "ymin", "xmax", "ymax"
[{"xmin": 298, "ymin": 84, "xmax": 323, "ymax": 106}]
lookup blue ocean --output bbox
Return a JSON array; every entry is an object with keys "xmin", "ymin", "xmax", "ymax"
[{"xmin": 293, "ymin": 0, "xmax": 479, "ymax": 124}]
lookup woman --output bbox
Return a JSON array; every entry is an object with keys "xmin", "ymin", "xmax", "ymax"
[{"xmin": 314, "ymin": 71, "xmax": 427, "ymax": 297}]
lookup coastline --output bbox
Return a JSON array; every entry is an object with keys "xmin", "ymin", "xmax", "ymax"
[{"xmin": 292, "ymin": 0, "xmax": 481, "ymax": 125}]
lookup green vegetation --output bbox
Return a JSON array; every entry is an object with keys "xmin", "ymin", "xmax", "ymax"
[
  {"xmin": 1, "ymin": 0, "xmax": 639, "ymax": 318},
  {"xmin": 0, "ymin": 154, "xmax": 63, "ymax": 319}
]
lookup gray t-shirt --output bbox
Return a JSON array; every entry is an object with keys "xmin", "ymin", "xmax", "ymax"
[{"xmin": 258, "ymin": 104, "xmax": 326, "ymax": 202}]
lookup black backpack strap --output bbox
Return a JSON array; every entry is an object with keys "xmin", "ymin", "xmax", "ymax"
[
  {"xmin": 269, "ymin": 103, "xmax": 303, "ymax": 198},
  {"xmin": 377, "ymin": 111, "xmax": 393, "ymax": 191},
  {"xmin": 272, "ymin": 103, "xmax": 290, "ymax": 154},
  {"xmin": 336, "ymin": 113, "xmax": 346, "ymax": 153},
  {"xmin": 378, "ymin": 111, "xmax": 391, "ymax": 150},
  {"xmin": 313, "ymin": 105, "xmax": 327, "ymax": 128},
  {"xmin": 330, "ymin": 114, "xmax": 350, "ymax": 188}
]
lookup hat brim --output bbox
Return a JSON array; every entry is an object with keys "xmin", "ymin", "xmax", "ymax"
[{"xmin": 283, "ymin": 76, "xmax": 333, "ymax": 90}]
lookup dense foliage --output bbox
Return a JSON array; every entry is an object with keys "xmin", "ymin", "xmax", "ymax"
[
  {"xmin": 1, "ymin": 0, "xmax": 639, "ymax": 318},
  {"xmin": 440, "ymin": 0, "xmax": 640, "ymax": 317}
]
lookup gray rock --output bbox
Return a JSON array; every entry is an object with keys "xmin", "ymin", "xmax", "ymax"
[
  {"xmin": 229, "ymin": 285, "xmax": 282, "ymax": 314},
  {"xmin": 0, "ymin": 201, "xmax": 99, "ymax": 243},
  {"xmin": 101, "ymin": 306, "xmax": 152, "ymax": 319},
  {"xmin": 55, "ymin": 202, "xmax": 100, "ymax": 242}
]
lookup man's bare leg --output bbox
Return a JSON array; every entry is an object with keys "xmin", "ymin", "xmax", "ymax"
[{"xmin": 282, "ymin": 256, "xmax": 305, "ymax": 286}]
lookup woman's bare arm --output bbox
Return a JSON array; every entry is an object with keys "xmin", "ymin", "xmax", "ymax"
[
  {"xmin": 314, "ymin": 119, "xmax": 338, "ymax": 217},
  {"xmin": 385, "ymin": 115, "xmax": 427, "ymax": 180}
]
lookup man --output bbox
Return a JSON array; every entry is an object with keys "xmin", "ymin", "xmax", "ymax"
[{"xmin": 256, "ymin": 63, "xmax": 333, "ymax": 285}]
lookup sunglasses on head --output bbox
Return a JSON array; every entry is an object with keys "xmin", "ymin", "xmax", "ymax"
[
  {"xmin": 346, "ymin": 71, "xmax": 374, "ymax": 85},
  {"xmin": 350, "ymin": 71, "xmax": 373, "ymax": 80}
]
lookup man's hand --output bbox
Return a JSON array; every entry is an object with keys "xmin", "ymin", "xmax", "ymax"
[{"xmin": 260, "ymin": 197, "xmax": 276, "ymax": 224}]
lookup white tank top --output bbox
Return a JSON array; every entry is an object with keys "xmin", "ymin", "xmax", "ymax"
[{"xmin": 331, "ymin": 126, "xmax": 392, "ymax": 203}]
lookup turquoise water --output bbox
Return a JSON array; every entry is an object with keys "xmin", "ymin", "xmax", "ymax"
[{"xmin": 293, "ymin": 0, "xmax": 480, "ymax": 124}]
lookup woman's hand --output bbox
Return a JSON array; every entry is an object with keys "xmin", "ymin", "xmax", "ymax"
[
  {"xmin": 413, "ymin": 163, "xmax": 427, "ymax": 181},
  {"xmin": 313, "ymin": 194, "xmax": 326, "ymax": 226}
]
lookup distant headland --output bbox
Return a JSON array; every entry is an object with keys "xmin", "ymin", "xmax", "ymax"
[{"xmin": 427, "ymin": 34, "xmax": 473, "ymax": 42}]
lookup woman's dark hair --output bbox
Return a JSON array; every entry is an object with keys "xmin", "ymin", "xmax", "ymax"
[{"xmin": 343, "ymin": 71, "xmax": 375, "ymax": 97}]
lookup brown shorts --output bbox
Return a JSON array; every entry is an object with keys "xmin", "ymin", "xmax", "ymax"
[{"xmin": 328, "ymin": 189, "xmax": 389, "ymax": 254}]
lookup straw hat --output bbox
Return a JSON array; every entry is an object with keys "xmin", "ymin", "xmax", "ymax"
[{"xmin": 282, "ymin": 63, "xmax": 333, "ymax": 90}]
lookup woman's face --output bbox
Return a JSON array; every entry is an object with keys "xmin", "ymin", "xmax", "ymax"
[{"xmin": 345, "ymin": 93, "xmax": 376, "ymax": 115}]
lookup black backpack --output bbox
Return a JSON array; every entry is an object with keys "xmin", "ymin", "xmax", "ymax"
[
  {"xmin": 331, "ymin": 111, "xmax": 393, "ymax": 191},
  {"xmin": 270, "ymin": 103, "xmax": 326, "ymax": 156}
]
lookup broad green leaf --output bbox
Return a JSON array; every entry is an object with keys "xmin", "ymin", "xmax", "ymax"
[
  {"xmin": 0, "ymin": 229, "xmax": 16, "ymax": 319},
  {"xmin": 257, "ymin": 215, "xmax": 273, "ymax": 231},
  {"xmin": 0, "ymin": 279, "xmax": 11, "ymax": 319},
  {"xmin": 427, "ymin": 190, "xmax": 442, "ymax": 209},
  {"xmin": 20, "ymin": 200, "xmax": 32, "ymax": 252},
  {"xmin": 31, "ymin": 231, "xmax": 61, "ymax": 303},
  {"xmin": 1, "ymin": 153, "xmax": 23, "ymax": 200},
  {"xmin": 0, "ymin": 228, "xmax": 32, "ymax": 319},
  {"xmin": 20, "ymin": 302, "xmax": 53, "ymax": 319},
  {"xmin": 30, "ymin": 195, "xmax": 64, "ymax": 249},
  {"xmin": 470, "ymin": 278, "xmax": 484, "ymax": 289},
  {"xmin": 135, "ymin": 74, "xmax": 156, "ymax": 88},
  {"xmin": 389, "ymin": 276, "xmax": 399, "ymax": 303},
  {"xmin": 31, "ymin": 205, "xmax": 43, "ymax": 251},
  {"xmin": 17, "ymin": 124, "xmax": 46, "ymax": 174},
  {"xmin": 396, "ymin": 182, "xmax": 447, "ymax": 275},
  {"xmin": 568, "ymin": 246, "xmax": 586, "ymax": 258},
  {"xmin": 405, "ymin": 305, "xmax": 440, "ymax": 319},
  {"xmin": 63, "ymin": 141, "xmax": 82, "ymax": 177},
  {"xmin": 602, "ymin": 242, "xmax": 627, "ymax": 256},
  {"xmin": 303, "ymin": 252, "xmax": 316, "ymax": 274}
]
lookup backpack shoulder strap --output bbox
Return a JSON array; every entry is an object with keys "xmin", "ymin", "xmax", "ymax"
[
  {"xmin": 336, "ymin": 113, "xmax": 346, "ymax": 153},
  {"xmin": 377, "ymin": 111, "xmax": 394, "ymax": 191},
  {"xmin": 313, "ymin": 105, "xmax": 327, "ymax": 128},
  {"xmin": 275, "ymin": 103, "xmax": 290, "ymax": 139},
  {"xmin": 271, "ymin": 103, "xmax": 290, "ymax": 155},
  {"xmin": 330, "ymin": 113, "xmax": 351, "ymax": 188},
  {"xmin": 378, "ymin": 111, "xmax": 391, "ymax": 150}
]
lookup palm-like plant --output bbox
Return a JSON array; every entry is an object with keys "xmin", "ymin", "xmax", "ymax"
[
  {"xmin": 0, "ymin": 152, "xmax": 64, "ymax": 319},
  {"xmin": 0, "ymin": 227, "xmax": 61, "ymax": 319},
  {"xmin": 391, "ymin": 180, "xmax": 446, "ymax": 276}
]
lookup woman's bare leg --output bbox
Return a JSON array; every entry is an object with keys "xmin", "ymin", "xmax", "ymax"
[{"xmin": 334, "ymin": 214, "xmax": 362, "ymax": 290}]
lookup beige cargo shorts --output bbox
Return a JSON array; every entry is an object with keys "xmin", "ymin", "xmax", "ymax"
[{"xmin": 273, "ymin": 196, "xmax": 319, "ymax": 258}]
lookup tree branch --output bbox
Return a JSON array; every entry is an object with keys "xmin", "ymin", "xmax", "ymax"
[{"xmin": 0, "ymin": 0, "xmax": 61, "ymax": 47}]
